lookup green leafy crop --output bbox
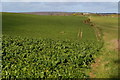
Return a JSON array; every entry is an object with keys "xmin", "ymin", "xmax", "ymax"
[{"xmin": 2, "ymin": 35, "xmax": 102, "ymax": 78}]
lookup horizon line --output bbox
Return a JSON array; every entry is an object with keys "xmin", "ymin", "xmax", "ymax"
[{"xmin": 1, "ymin": 11, "xmax": 119, "ymax": 14}]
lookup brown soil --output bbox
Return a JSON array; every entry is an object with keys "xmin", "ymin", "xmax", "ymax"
[
  {"xmin": 60, "ymin": 31, "xmax": 65, "ymax": 34},
  {"xmin": 22, "ymin": 12, "xmax": 74, "ymax": 16},
  {"xmin": 105, "ymin": 39, "xmax": 119, "ymax": 51},
  {"xmin": 89, "ymin": 58, "xmax": 101, "ymax": 78}
]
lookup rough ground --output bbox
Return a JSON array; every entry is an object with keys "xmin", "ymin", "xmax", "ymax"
[{"xmin": 89, "ymin": 16, "xmax": 118, "ymax": 78}]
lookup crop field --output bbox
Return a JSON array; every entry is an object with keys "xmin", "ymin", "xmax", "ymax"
[
  {"xmin": 2, "ymin": 13, "xmax": 103, "ymax": 78},
  {"xmin": 2, "ymin": 13, "xmax": 97, "ymax": 41}
]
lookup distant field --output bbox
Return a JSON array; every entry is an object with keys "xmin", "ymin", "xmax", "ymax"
[
  {"xmin": 90, "ymin": 16, "xmax": 118, "ymax": 40},
  {"xmin": 2, "ymin": 12, "xmax": 97, "ymax": 41}
]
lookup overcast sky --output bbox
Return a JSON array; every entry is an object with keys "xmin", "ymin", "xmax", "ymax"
[
  {"xmin": 1, "ymin": 0, "xmax": 119, "ymax": 2},
  {"xmin": 1, "ymin": 2, "xmax": 118, "ymax": 13}
]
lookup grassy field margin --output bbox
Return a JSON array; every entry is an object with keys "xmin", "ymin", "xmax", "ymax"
[{"xmin": 89, "ymin": 15, "xmax": 119, "ymax": 78}]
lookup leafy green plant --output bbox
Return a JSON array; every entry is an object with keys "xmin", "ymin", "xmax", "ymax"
[{"xmin": 2, "ymin": 35, "xmax": 102, "ymax": 78}]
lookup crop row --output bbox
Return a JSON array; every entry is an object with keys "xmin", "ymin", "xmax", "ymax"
[{"xmin": 2, "ymin": 35, "xmax": 102, "ymax": 78}]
